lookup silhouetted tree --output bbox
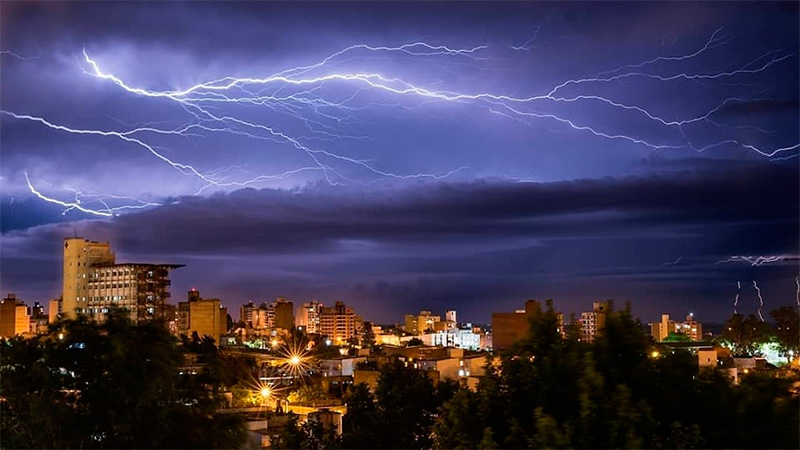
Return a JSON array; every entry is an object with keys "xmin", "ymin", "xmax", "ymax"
[
  {"xmin": 770, "ymin": 306, "xmax": 799, "ymax": 358},
  {"xmin": 0, "ymin": 310, "xmax": 246, "ymax": 449}
]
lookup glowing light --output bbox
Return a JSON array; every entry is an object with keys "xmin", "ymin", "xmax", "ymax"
[
  {"xmin": 261, "ymin": 387, "xmax": 272, "ymax": 398},
  {"xmin": 651, "ymin": 351, "xmax": 660, "ymax": 358},
  {"xmin": 278, "ymin": 341, "xmax": 313, "ymax": 377}
]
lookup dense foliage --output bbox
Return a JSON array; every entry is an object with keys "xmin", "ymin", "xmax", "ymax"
[
  {"xmin": 337, "ymin": 301, "xmax": 798, "ymax": 449},
  {"xmin": 0, "ymin": 311, "xmax": 247, "ymax": 449}
]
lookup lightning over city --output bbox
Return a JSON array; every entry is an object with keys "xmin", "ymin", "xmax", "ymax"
[
  {"xmin": 1, "ymin": 3, "xmax": 799, "ymax": 449},
  {"xmin": 1, "ymin": 1, "xmax": 797, "ymax": 326}
]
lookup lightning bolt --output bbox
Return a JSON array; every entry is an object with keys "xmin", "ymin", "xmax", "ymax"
[
  {"xmin": 5, "ymin": 31, "xmax": 797, "ymax": 216},
  {"xmin": 734, "ymin": 280, "xmax": 740, "ymax": 315},
  {"xmin": 752, "ymin": 280, "xmax": 765, "ymax": 322},
  {"xmin": 25, "ymin": 172, "xmax": 113, "ymax": 217},
  {"xmin": 717, "ymin": 255, "xmax": 798, "ymax": 266},
  {"xmin": 796, "ymin": 275, "xmax": 799, "ymax": 307},
  {"xmin": 0, "ymin": 50, "xmax": 39, "ymax": 60}
]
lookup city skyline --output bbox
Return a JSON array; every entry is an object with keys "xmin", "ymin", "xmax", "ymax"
[{"xmin": 1, "ymin": 2, "xmax": 798, "ymax": 323}]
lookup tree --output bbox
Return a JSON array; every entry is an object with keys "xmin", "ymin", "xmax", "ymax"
[
  {"xmin": 0, "ymin": 310, "xmax": 247, "ymax": 449},
  {"xmin": 341, "ymin": 384, "xmax": 379, "ymax": 449},
  {"xmin": 722, "ymin": 313, "xmax": 770, "ymax": 356},
  {"xmin": 407, "ymin": 337, "xmax": 423, "ymax": 346},
  {"xmin": 374, "ymin": 360, "xmax": 438, "ymax": 449},
  {"xmin": 770, "ymin": 306, "xmax": 799, "ymax": 358},
  {"xmin": 663, "ymin": 331, "xmax": 692, "ymax": 343}
]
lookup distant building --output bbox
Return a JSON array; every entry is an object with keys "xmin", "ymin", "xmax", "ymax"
[
  {"xmin": 240, "ymin": 301, "xmax": 256, "ymax": 327},
  {"xmin": 445, "ymin": 310, "xmax": 457, "ymax": 323},
  {"xmin": 270, "ymin": 298, "xmax": 294, "ymax": 330},
  {"xmin": 405, "ymin": 310, "xmax": 441, "ymax": 334},
  {"xmin": 650, "ymin": 313, "xmax": 703, "ymax": 342},
  {"xmin": 580, "ymin": 301, "xmax": 610, "ymax": 343},
  {"xmin": 319, "ymin": 301, "xmax": 360, "ymax": 343},
  {"xmin": 178, "ymin": 289, "xmax": 228, "ymax": 343},
  {"xmin": 676, "ymin": 313, "xmax": 703, "ymax": 341},
  {"xmin": 296, "ymin": 301, "xmax": 322, "ymax": 333},
  {"xmin": 418, "ymin": 327, "xmax": 482, "ymax": 350},
  {"xmin": 48, "ymin": 298, "xmax": 61, "ymax": 323},
  {"xmin": 319, "ymin": 356, "xmax": 367, "ymax": 377},
  {"xmin": 0, "ymin": 294, "xmax": 30, "ymax": 338},
  {"xmin": 62, "ymin": 237, "xmax": 182, "ymax": 323},
  {"xmin": 492, "ymin": 299, "xmax": 543, "ymax": 351},
  {"xmin": 28, "ymin": 301, "xmax": 48, "ymax": 335},
  {"xmin": 650, "ymin": 314, "xmax": 676, "ymax": 342}
]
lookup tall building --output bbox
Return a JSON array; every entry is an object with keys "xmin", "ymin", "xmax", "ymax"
[
  {"xmin": 319, "ymin": 301, "xmax": 360, "ymax": 343},
  {"xmin": 240, "ymin": 301, "xmax": 256, "ymax": 327},
  {"xmin": 650, "ymin": 314, "xmax": 676, "ymax": 342},
  {"xmin": 297, "ymin": 300, "xmax": 322, "ymax": 333},
  {"xmin": 269, "ymin": 297, "xmax": 294, "ymax": 330},
  {"xmin": 445, "ymin": 310, "xmax": 457, "ymax": 324},
  {"xmin": 678, "ymin": 313, "xmax": 703, "ymax": 341},
  {"xmin": 0, "ymin": 294, "xmax": 30, "ymax": 338},
  {"xmin": 62, "ymin": 237, "xmax": 182, "ymax": 323},
  {"xmin": 48, "ymin": 298, "xmax": 61, "ymax": 323},
  {"xmin": 62, "ymin": 238, "xmax": 115, "ymax": 319},
  {"xmin": 178, "ymin": 289, "xmax": 228, "ymax": 343},
  {"xmin": 580, "ymin": 301, "xmax": 610, "ymax": 343}
]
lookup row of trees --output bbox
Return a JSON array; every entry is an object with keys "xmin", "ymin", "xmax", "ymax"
[
  {"xmin": 275, "ymin": 301, "xmax": 799, "ymax": 449},
  {"xmin": 720, "ymin": 306, "xmax": 799, "ymax": 357},
  {"xmin": 0, "ymin": 311, "xmax": 250, "ymax": 449}
]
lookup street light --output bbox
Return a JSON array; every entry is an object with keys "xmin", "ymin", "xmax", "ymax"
[{"xmin": 261, "ymin": 387, "xmax": 272, "ymax": 399}]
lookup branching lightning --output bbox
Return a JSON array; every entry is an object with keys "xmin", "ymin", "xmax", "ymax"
[
  {"xmin": 3, "ymin": 29, "xmax": 797, "ymax": 216},
  {"xmin": 717, "ymin": 255, "xmax": 799, "ymax": 266},
  {"xmin": 0, "ymin": 50, "xmax": 39, "ymax": 60}
]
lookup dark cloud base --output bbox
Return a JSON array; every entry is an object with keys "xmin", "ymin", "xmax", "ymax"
[{"xmin": 2, "ymin": 160, "xmax": 797, "ymax": 323}]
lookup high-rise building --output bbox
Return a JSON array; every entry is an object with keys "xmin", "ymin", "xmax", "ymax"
[
  {"xmin": 319, "ymin": 301, "xmax": 360, "ymax": 343},
  {"xmin": 580, "ymin": 301, "xmax": 610, "ymax": 343},
  {"xmin": 677, "ymin": 313, "xmax": 703, "ymax": 341},
  {"xmin": 269, "ymin": 297, "xmax": 294, "ymax": 330},
  {"xmin": 297, "ymin": 300, "xmax": 322, "ymax": 333},
  {"xmin": 62, "ymin": 238, "xmax": 182, "ymax": 323},
  {"xmin": 62, "ymin": 238, "xmax": 115, "ymax": 319},
  {"xmin": 240, "ymin": 301, "xmax": 256, "ymax": 327},
  {"xmin": 178, "ymin": 289, "xmax": 228, "ymax": 343}
]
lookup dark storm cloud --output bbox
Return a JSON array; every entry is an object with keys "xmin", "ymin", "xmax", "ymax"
[{"xmin": 4, "ymin": 159, "xmax": 796, "ymax": 260}]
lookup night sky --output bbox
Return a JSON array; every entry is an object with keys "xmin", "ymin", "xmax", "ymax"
[{"xmin": 1, "ymin": 2, "xmax": 798, "ymax": 324}]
